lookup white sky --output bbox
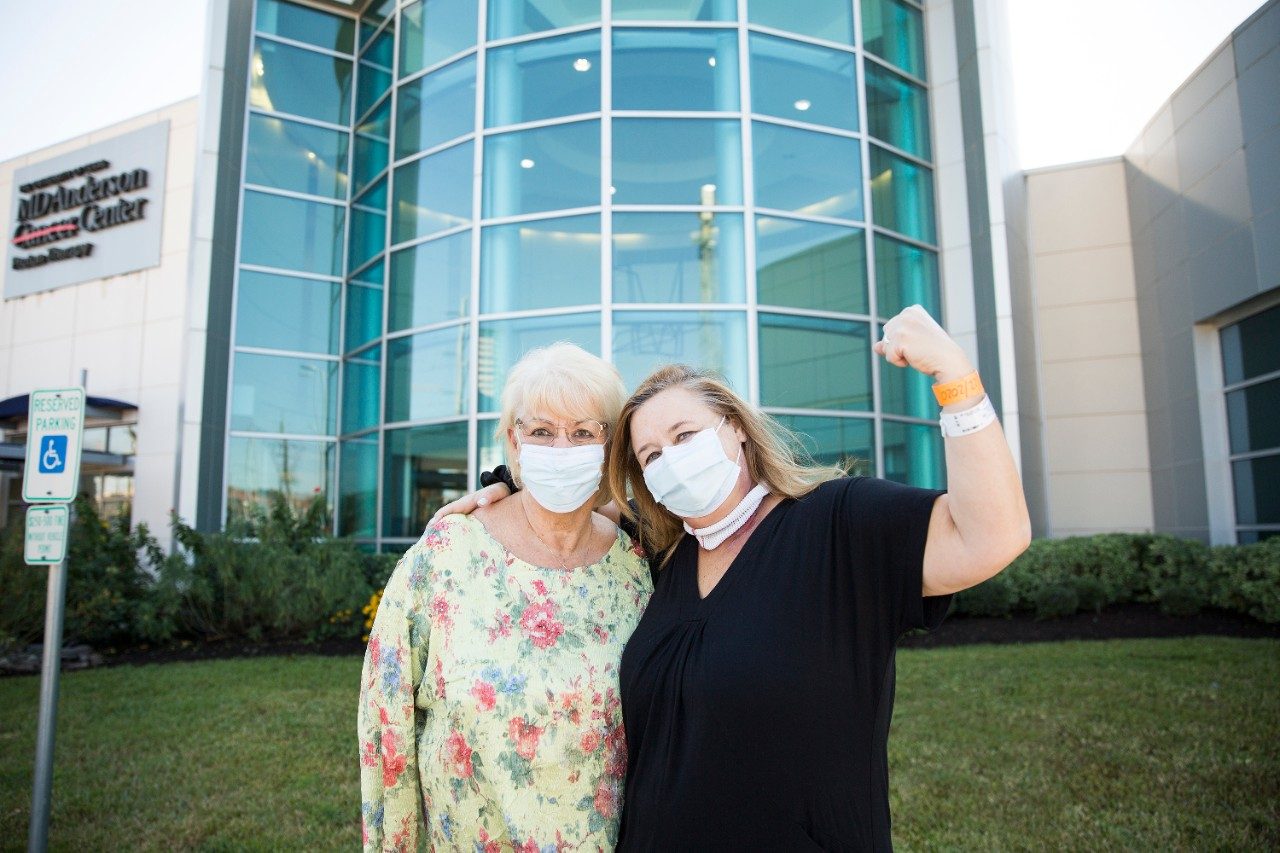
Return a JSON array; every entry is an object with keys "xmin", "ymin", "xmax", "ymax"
[{"xmin": 0, "ymin": 0, "xmax": 1269, "ymax": 168}]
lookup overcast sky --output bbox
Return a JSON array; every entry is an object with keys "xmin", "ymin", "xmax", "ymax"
[{"xmin": 0, "ymin": 0, "xmax": 1268, "ymax": 168}]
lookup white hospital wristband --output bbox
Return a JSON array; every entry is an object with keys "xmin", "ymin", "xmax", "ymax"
[{"xmin": 940, "ymin": 394, "xmax": 997, "ymax": 438}]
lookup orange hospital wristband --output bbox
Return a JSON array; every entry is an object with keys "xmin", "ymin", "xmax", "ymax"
[{"xmin": 932, "ymin": 371, "xmax": 984, "ymax": 406}]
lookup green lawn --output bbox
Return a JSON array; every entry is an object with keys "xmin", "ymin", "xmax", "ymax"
[{"xmin": 0, "ymin": 637, "xmax": 1276, "ymax": 851}]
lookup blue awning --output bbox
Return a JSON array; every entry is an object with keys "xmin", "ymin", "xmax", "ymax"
[{"xmin": 0, "ymin": 394, "xmax": 137, "ymax": 423}]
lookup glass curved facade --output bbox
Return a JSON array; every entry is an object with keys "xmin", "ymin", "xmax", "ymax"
[{"xmin": 227, "ymin": 0, "xmax": 941, "ymax": 547}]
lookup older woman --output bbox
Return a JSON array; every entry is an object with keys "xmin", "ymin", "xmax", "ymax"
[
  {"xmin": 438, "ymin": 306, "xmax": 1031, "ymax": 850},
  {"xmin": 358, "ymin": 342, "xmax": 653, "ymax": 851}
]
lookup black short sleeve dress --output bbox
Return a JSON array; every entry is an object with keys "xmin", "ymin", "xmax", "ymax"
[{"xmin": 616, "ymin": 476, "xmax": 950, "ymax": 851}]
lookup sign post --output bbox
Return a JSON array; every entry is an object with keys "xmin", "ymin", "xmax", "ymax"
[{"xmin": 22, "ymin": 388, "xmax": 84, "ymax": 853}]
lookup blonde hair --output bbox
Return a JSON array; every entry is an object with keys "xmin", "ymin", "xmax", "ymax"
[
  {"xmin": 606, "ymin": 364, "xmax": 846, "ymax": 566},
  {"xmin": 498, "ymin": 342, "xmax": 627, "ymax": 502}
]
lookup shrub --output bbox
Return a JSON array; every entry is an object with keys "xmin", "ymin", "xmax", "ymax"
[
  {"xmin": 1144, "ymin": 535, "xmax": 1211, "ymax": 601},
  {"xmin": 1072, "ymin": 577, "xmax": 1108, "ymax": 615},
  {"xmin": 1031, "ymin": 583, "xmax": 1079, "ymax": 620},
  {"xmin": 162, "ymin": 499, "xmax": 374, "ymax": 643},
  {"xmin": 1154, "ymin": 583, "xmax": 1204, "ymax": 617},
  {"xmin": 951, "ymin": 574, "xmax": 1014, "ymax": 618},
  {"xmin": 0, "ymin": 519, "xmax": 48, "ymax": 652},
  {"xmin": 1209, "ymin": 538, "xmax": 1280, "ymax": 623}
]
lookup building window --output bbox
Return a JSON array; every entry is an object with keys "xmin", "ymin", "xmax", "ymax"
[
  {"xmin": 1221, "ymin": 304, "xmax": 1280, "ymax": 542},
  {"xmin": 226, "ymin": 0, "xmax": 942, "ymax": 542}
]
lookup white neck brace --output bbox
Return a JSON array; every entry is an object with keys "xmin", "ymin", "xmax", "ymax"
[{"xmin": 683, "ymin": 483, "xmax": 771, "ymax": 550}]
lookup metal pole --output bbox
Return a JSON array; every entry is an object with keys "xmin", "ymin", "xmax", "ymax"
[{"xmin": 28, "ymin": 505, "xmax": 71, "ymax": 853}]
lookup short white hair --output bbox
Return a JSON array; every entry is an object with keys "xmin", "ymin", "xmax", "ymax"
[{"xmin": 497, "ymin": 342, "xmax": 627, "ymax": 484}]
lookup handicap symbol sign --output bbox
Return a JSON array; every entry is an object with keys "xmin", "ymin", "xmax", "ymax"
[{"xmin": 39, "ymin": 436, "xmax": 67, "ymax": 474}]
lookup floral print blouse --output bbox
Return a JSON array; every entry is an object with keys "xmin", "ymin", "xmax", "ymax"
[{"xmin": 359, "ymin": 513, "xmax": 653, "ymax": 852}]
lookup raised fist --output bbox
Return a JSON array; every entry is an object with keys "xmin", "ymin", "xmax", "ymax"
[{"xmin": 872, "ymin": 305, "xmax": 975, "ymax": 384}]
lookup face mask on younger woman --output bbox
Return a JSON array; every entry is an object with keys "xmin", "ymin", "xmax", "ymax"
[{"xmin": 642, "ymin": 416, "xmax": 741, "ymax": 519}]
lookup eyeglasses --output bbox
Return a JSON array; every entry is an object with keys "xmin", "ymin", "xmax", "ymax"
[{"xmin": 515, "ymin": 418, "xmax": 608, "ymax": 446}]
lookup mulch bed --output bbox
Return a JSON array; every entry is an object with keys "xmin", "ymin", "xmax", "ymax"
[
  {"xmin": 900, "ymin": 604, "xmax": 1280, "ymax": 648},
  {"xmin": 4, "ymin": 605, "xmax": 1277, "ymax": 676}
]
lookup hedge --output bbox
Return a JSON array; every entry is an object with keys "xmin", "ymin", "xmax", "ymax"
[
  {"xmin": 0, "ymin": 496, "xmax": 399, "ymax": 653},
  {"xmin": 3, "ymin": 508, "xmax": 1276, "ymax": 654},
  {"xmin": 951, "ymin": 533, "xmax": 1280, "ymax": 622}
]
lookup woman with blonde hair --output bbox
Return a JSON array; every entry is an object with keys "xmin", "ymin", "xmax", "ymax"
[
  {"xmin": 437, "ymin": 305, "xmax": 1031, "ymax": 849},
  {"xmin": 358, "ymin": 342, "xmax": 652, "ymax": 851}
]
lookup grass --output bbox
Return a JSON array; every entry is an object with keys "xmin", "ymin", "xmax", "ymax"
[{"xmin": 0, "ymin": 637, "xmax": 1276, "ymax": 852}]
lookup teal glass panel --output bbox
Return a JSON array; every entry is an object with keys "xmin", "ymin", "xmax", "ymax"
[
  {"xmin": 881, "ymin": 355, "xmax": 935, "ymax": 420},
  {"xmin": 1234, "ymin": 455, "xmax": 1280, "ymax": 525},
  {"xmin": 397, "ymin": 56, "xmax": 476, "ymax": 158},
  {"xmin": 752, "ymin": 122, "xmax": 861, "ymax": 220},
  {"xmin": 355, "ymin": 176, "xmax": 388, "ymax": 210},
  {"xmin": 349, "ymin": 189, "xmax": 387, "ymax": 272},
  {"xmin": 862, "ymin": 0, "xmax": 926, "ymax": 80},
  {"xmin": 389, "ymin": 231, "xmax": 471, "ymax": 331},
  {"xmin": 866, "ymin": 62, "xmax": 931, "ymax": 160},
  {"xmin": 614, "ymin": 0, "xmax": 736, "ymax": 20},
  {"xmin": 613, "ymin": 212, "xmax": 745, "ymax": 304},
  {"xmin": 345, "ymin": 283, "xmax": 383, "ymax": 352},
  {"xmin": 339, "ymin": 436, "xmax": 378, "ymax": 538},
  {"xmin": 747, "ymin": 0, "xmax": 852, "ymax": 44},
  {"xmin": 231, "ymin": 352, "xmax": 337, "ymax": 435},
  {"xmin": 483, "ymin": 121, "xmax": 600, "ymax": 218},
  {"xmin": 612, "ymin": 310, "xmax": 747, "ymax": 393},
  {"xmin": 353, "ymin": 98, "xmax": 390, "ymax": 196},
  {"xmin": 478, "ymin": 314, "xmax": 602, "ymax": 412},
  {"xmin": 883, "ymin": 420, "xmax": 945, "ymax": 489},
  {"xmin": 356, "ymin": 29, "xmax": 393, "ymax": 118},
  {"xmin": 874, "ymin": 234, "xmax": 938, "ymax": 317},
  {"xmin": 477, "ymin": 418, "xmax": 506, "ymax": 487},
  {"xmin": 362, "ymin": 0, "xmax": 394, "ymax": 37},
  {"xmin": 1226, "ymin": 378, "xmax": 1280, "ymax": 454},
  {"xmin": 240, "ymin": 191, "xmax": 344, "ymax": 276},
  {"xmin": 869, "ymin": 145, "xmax": 936, "ymax": 244},
  {"xmin": 488, "ymin": 0, "xmax": 599, "ymax": 39},
  {"xmin": 255, "ymin": 0, "xmax": 354, "ymax": 53},
  {"xmin": 350, "ymin": 206, "xmax": 386, "ymax": 267},
  {"xmin": 400, "ymin": 0, "xmax": 478, "ymax": 77},
  {"xmin": 1221, "ymin": 304, "xmax": 1280, "ymax": 385},
  {"xmin": 759, "ymin": 313, "xmax": 870, "ymax": 410},
  {"xmin": 362, "ymin": 17, "xmax": 394, "ymax": 64},
  {"xmin": 612, "ymin": 29, "xmax": 739, "ymax": 112},
  {"xmin": 250, "ymin": 39, "xmax": 352, "ymax": 125},
  {"xmin": 235, "ymin": 270, "xmax": 340, "ymax": 354},
  {"xmin": 392, "ymin": 141, "xmax": 474, "ymax": 243},
  {"xmin": 771, "ymin": 414, "xmax": 873, "ymax": 475},
  {"xmin": 755, "ymin": 216, "xmax": 866, "ymax": 314},
  {"xmin": 383, "ymin": 421, "xmax": 468, "ymax": 538},
  {"xmin": 385, "ymin": 325, "xmax": 470, "ymax": 422},
  {"xmin": 486, "ymin": 32, "xmax": 600, "ymax": 127},
  {"xmin": 342, "ymin": 345, "xmax": 381, "ymax": 434},
  {"xmin": 749, "ymin": 33, "xmax": 857, "ymax": 131},
  {"xmin": 481, "ymin": 215, "xmax": 601, "ymax": 312},
  {"xmin": 227, "ymin": 437, "xmax": 334, "ymax": 530},
  {"xmin": 613, "ymin": 118, "xmax": 742, "ymax": 206},
  {"xmin": 245, "ymin": 114, "xmax": 348, "ymax": 199}
]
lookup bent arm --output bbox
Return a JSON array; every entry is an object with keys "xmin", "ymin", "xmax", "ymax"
[
  {"xmin": 875, "ymin": 306, "xmax": 1031, "ymax": 597},
  {"xmin": 921, "ymin": 417, "xmax": 1031, "ymax": 596}
]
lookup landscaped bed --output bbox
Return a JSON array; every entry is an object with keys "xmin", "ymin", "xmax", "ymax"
[{"xmin": 1, "ymin": 636, "xmax": 1276, "ymax": 851}]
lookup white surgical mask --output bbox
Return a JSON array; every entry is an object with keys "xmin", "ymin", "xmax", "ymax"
[
  {"xmin": 518, "ymin": 441, "xmax": 605, "ymax": 514},
  {"xmin": 642, "ymin": 416, "xmax": 742, "ymax": 519}
]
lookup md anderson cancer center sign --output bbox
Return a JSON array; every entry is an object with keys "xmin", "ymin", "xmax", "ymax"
[{"xmin": 5, "ymin": 122, "xmax": 168, "ymax": 299}]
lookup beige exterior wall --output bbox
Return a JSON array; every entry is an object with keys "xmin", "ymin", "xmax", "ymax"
[
  {"xmin": 0, "ymin": 98, "xmax": 200, "ymax": 541},
  {"xmin": 1025, "ymin": 158, "xmax": 1154, "ymax": 535}
]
